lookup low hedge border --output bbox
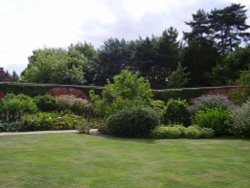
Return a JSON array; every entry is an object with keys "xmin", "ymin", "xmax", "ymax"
[{"xmin": 0, "ymin": 82, "xmax": 242, "ymax": 102}]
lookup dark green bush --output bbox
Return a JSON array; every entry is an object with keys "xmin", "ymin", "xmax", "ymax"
[
  {"xmin": 193, "ymin": 108, "xmax": 230, "ymax": 136},
  {"xmin": 184, "ymin": 126, "xmax": 201, "ymax": 138},
  {"xmin": 162, "ymin": 99, "xmax": 190, "ymax": 126},
  {"xmin": 0, "ymin": 82, "xmax": 102, "ymax": 98},
  {"xmin": 106, "ymin": 107, "xmax": 159, "ymax": 138},
  {"xmin": 230, "ymin": 100, "xmax": 250, "ymax": 137},
  {"xmin": 34, "ymin": 95, "xmax": 57, "ymax": 112}
]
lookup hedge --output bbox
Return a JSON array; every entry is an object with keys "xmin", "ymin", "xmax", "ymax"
[
  {"xmin": 153, "ymin": 86, "xmax": 241, "ymax": 102},
  {"xmin": 0, "ymin": 82, "xmax": 103, "ymax": 98},
  {"xmin": 0, "ymin": 82, "xmax": 241, "ymax": 102}
]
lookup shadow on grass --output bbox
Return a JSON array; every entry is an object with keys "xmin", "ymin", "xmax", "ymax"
[
  {"xmin": 84, "ymin": 132, "xmax": 250, "ymax": 145},
  {"xmin": 88, "ymin": 133, "xmax": 157, "ymax": 144}
]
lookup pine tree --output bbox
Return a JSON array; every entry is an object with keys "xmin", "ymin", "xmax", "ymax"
[
  {"xmin": 11, "ymin": 71, "xmax": 19, "ymax": 82},
  {"xmin": 209, "ymin": 4, "xmax": 250, "ymax": 54},
  {"xmin": 184, "ymin": 9, "xmax": 210, "ymax": 43},
  {"xmin": 167, "ymin": 62, "xmax": 190, "ymax": 88}
]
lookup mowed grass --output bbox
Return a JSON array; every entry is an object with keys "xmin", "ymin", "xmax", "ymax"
[{"xmin": 0, "ymin": 134, "xmax": 250, "ymax": 188}]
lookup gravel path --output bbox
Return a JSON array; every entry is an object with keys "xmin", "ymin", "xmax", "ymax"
[{"xmin": 0, "ymin": 129, "xmax": 99, "ymax": 136}]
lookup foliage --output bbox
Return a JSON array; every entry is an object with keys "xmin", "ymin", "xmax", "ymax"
[
  {"xmin": 21, "ymin": 48, "xmax": 88, "ymax": 84},
  {"xmin": 90, "ymin": 70, "xmax": 153, "ymax": 117},
  {"xmin": 184, "ymin": 4, "xmax": 250, "ymax": 54},
  {"xmin": 68, "ymin": 42, "xmax": 99, "ymax": 84},
  {"xmin": 181, "ymin": 38, "xmax": 221, "ymax": 86},
  {"xmin": 153, "ymin": 87, "xmax": 204, "ymax": 102},
  {"xmin": 34, "ymin": 95, "xmax": 57, "ymax": 112},
  {"xmin": 0, "ymin": 82, "xmax": 102, "ymax": 98},
  {"xmin": 162, "ymin": 99, "xmax": 190, "ymax": 126},
  {"xmin": 95, "ymin": 27, "xmax": 180, "ymax": 88},
  {"xmin": 235, "ymin": 64, "xmax": 250, "ymax": 99},
  {"xmin": 188, "ymin": 94, "xmax": 233, "ymax": 114},
  {"xmin": 152, "ymin": 125, "xmax": 214, "ymax": 139},
  {"xmin": 11, "ymin": 71, "xmax": 19, "ymax": 82},
  {"xmin": 193, "ymin": 108, "xmax": 230, "ymax": 135},
  {"xmin": 106, "ymin": 107, "xmax": 159, "ymax": 138},
  {"xmin": 198, "ymin": 127, "xmax": 215, "ymax": 138},
  {"xmin": 150, "ymin": 100, "xmax": 165, "ymax": 114},
  {"xmin": 0, "ymin": 121, "xmax": 22, "ymax": 132},
  {"xmin": 230, "ymin": 100, "xmax": 250, "ymax": 137},
  {"xmin": 152, "ymin": 125, "xmax": 184, "ymax": 138},
  {"xmin": 183, "ymin": 9, "xmax": 210, "ymax": 44},
  {"xmin": 184, "ymin": 126, "xmax": 202, "ymax": 138},
  {"xmin": 209, "ymin": 4, "xmax": 250, "ymax": 54},
  {"xmin": 167, "ymin": 62, "xmax": 190, "ymax": 88},
  {"xmin": 210, "ymin": 46, "xmax": 250, "ymax": 85},
  {"xmin": 0, "ymin": 94, "xmax": 37, "ymax": 122},
  {"xmin": 55, "ymin": 95, "xmax": 95, "ymax": 118},
  {"xmin": 229, "ymin": 90, "xmax": 249, "ymax": 105},
  {"xmin": 19, "ymin": 112, "xmax": 86, "ymax": 131}
]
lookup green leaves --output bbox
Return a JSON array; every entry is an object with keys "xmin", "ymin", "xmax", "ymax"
[
  {"xmin": 90, "ymin": 70, "xmax": 153, "ymax": 117},
  {"xmin": 21, "ymin": 48, "xmax": 88, "ymax": 84}
]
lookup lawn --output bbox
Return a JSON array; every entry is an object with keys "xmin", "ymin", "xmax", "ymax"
[{"xmin": 0, "ymin": 134, "xmax": 250, "ymax": 188}]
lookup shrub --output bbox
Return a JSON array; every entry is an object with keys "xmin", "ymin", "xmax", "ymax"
[
  {"xmin": 90, "ymin": 70, "xmax": 153, "ymax": 117},
  {"xmin": 19, "ymin": 112, "xmax": 86, "ymax": 131},
  {"xmin": 152, "ymin": 126, "xmax": 184, "ymax": 138},
  {"xmin": 199, "ymin": 127, "xmax": 215, "ymax": 138},
  {"xmin": 188, "ymin": 94, "xmax": 233, "ymax": 114},
  {"xmin": 150, "ymin": 100, "xmax": 165, "ymax": 114},
  {"xmin": 34, "ymin": 95, "xmax": 57, "ymax": 112},
  {"xmin": 193, "ymin": 108, "xmax": 230, "ymax": 136},
  {"xmin": 0, "ymin": 121, "xmax": 22, "ymax": 132},
  {"xmin": 152, "ymin": 125, "xmax": 214, "ymax": 139},
  {"xmin": 162, "ymin": 99, "xmax": 190, "ymax": 126},
  {"xmin": 230, "ymin": 100, "xmax": 250, "ymax": 137},
  {"xmin": 0, "ymin": 94, "xmax": 37, "ymax": 122},
  {"xmin": 106, "ymin": 107, "xmax": 159, "ymax": 138},
  {"xmin": 229, "ymin": 90, "xmax": 249, "ymax": 105},
  {"xmin": 184, "ymin": 126, "xmax": 201, "ymax": 138},
  {"xmin": 55, "ymin": 95, "xmax": 95, "ymax": 118}
]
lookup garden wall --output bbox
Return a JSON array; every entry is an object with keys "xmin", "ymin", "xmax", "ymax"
[
  {"xmin": 153, "ymin": 86, "xmax": 241, "ymax": 102},
  {"xmin": 0, "ymin": 82, "xmax": 241, "ymax": 102}
]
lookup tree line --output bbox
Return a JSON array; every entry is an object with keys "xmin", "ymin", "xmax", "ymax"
[{"xmin": 20, "ymin": 3, "xmax": 250, "ymax": 89}]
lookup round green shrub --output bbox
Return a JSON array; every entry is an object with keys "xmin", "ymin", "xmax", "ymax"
[
  {"xmin": 34, "ymin": 95, "xmax": 57, "ymax": 112},
  {"xmin": 231, "ymin": 100, "xmax": 250, "ymax": 137},
  {"xmin": 184, "ymin": 126, "xmax": 201, "ymax": 138},
  {"xmin": 152, "ymin": 126, "xmax": 183, "ymax": 138},
  {"xmin": 162, "ymin": 99, "xmax": 190, "ymax": 126},
  {"xmin": 199, "ymin": 127, "xmax": 215, "ymax": 138},
  {"xmin": 193, "ymin": 108, "xmax": 230, "ymax": 136},
  {"xmin": 106, "ymin": 107, "xmax": 159, "ymax": 138}
]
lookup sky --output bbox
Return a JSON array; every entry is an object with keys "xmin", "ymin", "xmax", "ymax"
[{"xmin": 0, "ymin": 0, "xmax": 250, "ymax": 75}]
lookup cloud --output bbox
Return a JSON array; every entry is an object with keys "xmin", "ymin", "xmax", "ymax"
[{"xmin": 0, "ymin": 0, "xmax": 249, "ymax": 74}]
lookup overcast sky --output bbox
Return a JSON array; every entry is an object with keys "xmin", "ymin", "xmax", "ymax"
[{"xmin": 0, "ymin": 0, "xmax": 249, "ymax": 74}]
